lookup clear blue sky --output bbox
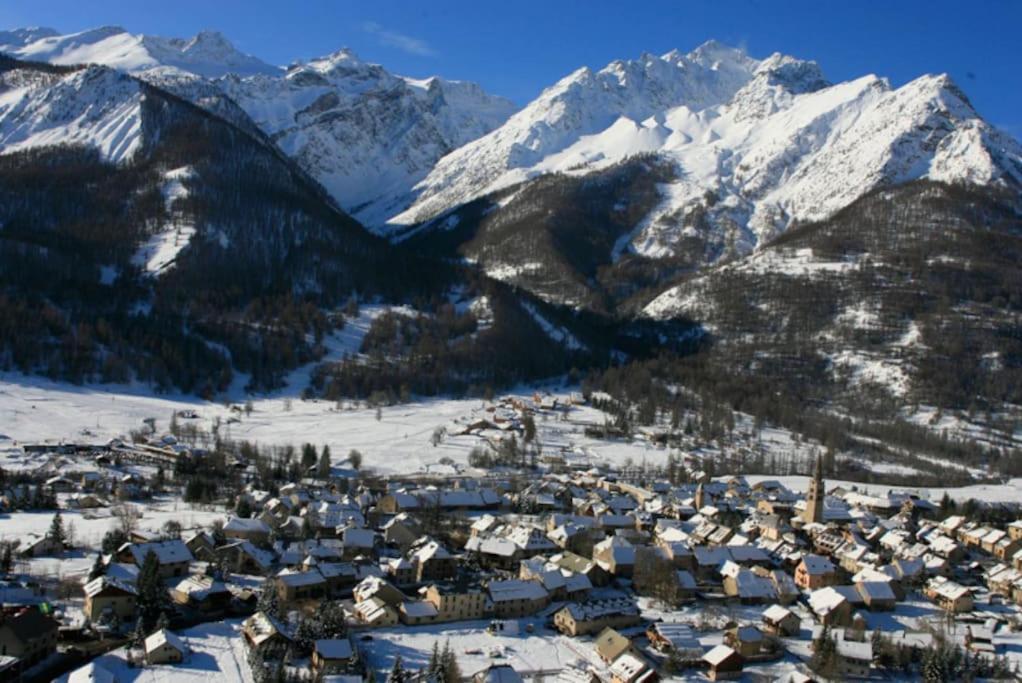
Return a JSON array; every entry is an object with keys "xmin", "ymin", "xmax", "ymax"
[{"xmin": 2, "ymin": 0, "xmax": 1020, "ymax": 138}]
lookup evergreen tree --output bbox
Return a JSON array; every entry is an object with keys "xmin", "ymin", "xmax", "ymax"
[
  {"xmin": 387, "ymin": 655, "xmax": 406, "ymax": 683},
  {"xmin": 300, "ymin": 443, "xmax": 318, "ymax": 471},
  {"xmin": 131, "ymin": 616, "xmax": 146, "ymax": 649},
  {"xmin": 440, "ymin": 640, "xmax": 461, "ymax": 683},
  {"xmin": 319, "ymin": 601, "xmax": 346, "ymax": 637},
  {"xmin": 48, "ymin": 510, "xmax": 66, "ymax": 549},
  {"xmin": 236, "ymin": 496, "xmax": 253, "ymax": 518},
  {"xmin": 88, "ymin": 553, "xmax": 106, "ymax": 581},
  {"xmin": 0, "ymin": 543, "xmax": 13, "ymax": 575},
  {"xmin": 101, "ymin": 529, "xmax": 129, "ymax": 554},
  {"xmin": 137, "ymin": 550, "xmax": 168, "ymax": 627},
  {"xmin": 522, "ymin": 414, "xmax": 536, "ymax": 443},
  {"xmin": 257, "ymin": 578, "xmax": 280, "ymax": 618},
  {"xmin": 426, "ymin": 641, "xmax": 441, "ymax": 680},
  {"xmin": 317, "ymin": 445, "xmax": 332, "ymax": 479}
]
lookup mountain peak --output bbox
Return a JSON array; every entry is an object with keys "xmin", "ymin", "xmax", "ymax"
[{"xmin": 686, "ymin": 39, "xmax": 750, "ymax": 67}]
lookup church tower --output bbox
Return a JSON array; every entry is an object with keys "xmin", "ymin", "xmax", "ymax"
[
  {"xmin": 694, "ymin": 482, "xmax": 705, "ymax": 510},
  {"xmin": 801, "ymin": 453, "xmax": 825, "ymax": 524}
]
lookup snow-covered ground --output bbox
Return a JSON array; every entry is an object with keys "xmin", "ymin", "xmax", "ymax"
[
  {"xmin": 0, "ymin": 497, "xmax": 227, "ymax": 578},
  {"xmin": 0, "ymin": 372, "xmax": 667, "ymax": 476},
  {"xmin": 58, "ymin": 619, "xmax": 254, "ymax": 683},
  {"xmin": 362, "ymin": 619, "xmax": 603, "ymax": 679}
]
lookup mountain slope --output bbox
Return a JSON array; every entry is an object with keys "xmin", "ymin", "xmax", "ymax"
[
  {"xmin": 0, "ymin": 26, "xmax": 280, "ymax": 78},
  {"xmin": 643, "ymin": 181, "xmax": 1022, "ymax": 414},
  {"xmin": 389, "ymin": 43, "xmax": 1022, "ymax": 305},
  {"xmin": 218, "ymin": 49, "xmax": 516, "ymax": 225},
  {"xmin": 0, "ymin": 55, "xmax": 605, "ymax": 398},
  {"xmin": 0, "ymin": 56, "xmax": 417, "ymax": 394},
  {"xmin": 0, "ymin": 27, "xmax": 518, "ymax": 226}
]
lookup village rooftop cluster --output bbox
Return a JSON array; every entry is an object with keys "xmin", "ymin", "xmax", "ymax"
[{"xmin": 0, "ymin": 393, "xmax": 1021, "ymax": 682}]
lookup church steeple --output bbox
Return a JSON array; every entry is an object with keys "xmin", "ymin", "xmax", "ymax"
[{"xmin": 801, "ymin": 453, "xmax": 825, "ymax": 524}]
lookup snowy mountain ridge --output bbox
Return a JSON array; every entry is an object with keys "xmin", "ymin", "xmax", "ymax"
[
  {"xmin": 389, "ymin": 42, "xmax": 1022, "ymax": 267},
  {"xmin": 0, "ymin": 26, "xmax": 517, "ymax": 223}
]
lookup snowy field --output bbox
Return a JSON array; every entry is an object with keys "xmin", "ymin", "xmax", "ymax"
[
  {"xmin": 0, "ymin": 372, "xmax": 668, "ymax": 476},
  {"xmin": 0, "ymin": 496, "xmax": 227, "ymax": 580},
  {"xmin": 0, "ymin": 369, "xmax": 1017, "ymax": 501},
  {"xmin": 58, "ymin": 620, "xmax": 254, "ymax": 683}
]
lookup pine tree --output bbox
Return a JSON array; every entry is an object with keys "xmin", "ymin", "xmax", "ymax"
[
  {"xmin": 132, "ymin": 616, "xmax": 146, "ymax": 649},
  {"xmin": 48, "ymin": 510, "xmax": 66, "ymax": 549},
  {"xmin": 388, "ymin": 655, "xmax": 406, "ymax": 683},
  {"xmin": 257, "ymin": 578, "xmax": 280, "ymax": 618},
  {"xmin": 317, "ymin": 445, "xmax": 332, "ymax": 479},
  {"xmin": 1, "ymin": 543, "xmax": 13, "ymax": 575},
  {"xmin": 88, "ymin": 553, "xmax": 105, "ymax": 581},
  {"xmin": 441, "ymin": 640, "xmax": 460, "ymax": 683},
  {"xmin": 426, "ymin": 641, "xmax": 441, "ymax": 680},
  {"xmin": 137, "ymin": 550, "xmax": 167, "ymax": 627},
  {"xmin": 301, "ymin": 443, "xmax": 318, "ymax": 471}
]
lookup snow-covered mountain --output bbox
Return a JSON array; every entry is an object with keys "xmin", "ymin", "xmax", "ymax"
[
  {"xmin": 218, "ymin": 48, "xmax": 516, "ymax": 224},
  {"xmin": 0, "ymin": 25, "xmax": 280, "ymax": 78},
  {"xmin": 390, "ymin": 42, "xmax": 1022, "ymax": 263},
  {"xmin": 0, "ymin": 60, "xmax": 145, "ymax": 162},
  {"xmin": 0, "ymin": 26, "xmax": 516, "ymax": 223}
]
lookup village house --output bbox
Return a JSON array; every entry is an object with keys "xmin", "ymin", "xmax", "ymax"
[
  {"xmin": 242, "ymin": 611, "xmax": 291, "ymax": 657},
  {"xmin": 0, "ymin": 607, "xmax": 59, "ymax": 668},
  {"xmin": 409, "ymin": 538, "xmax": 457, "ymax": 582},
  {"xmin": 553, "ymin": 597, "xmax": 640, "ymax": 636},
  {"xmin": 725, "ymin": 625, "xmax": 764, "ymax": 658},
  {"xmin": 703, "ymin": 644, "xmax": 743, "ymax": 681},
  {"xmin": 808, "ymin": 587, "xmax": 853, "ymax": 627},
  {"xmin": 312, "ymin": 638, "xmax": 356, "ymax": 676},
  {"xmin": 170, "ymin": 574, "xmax": 232, "ymax": 614},
  {"xmin": 398, "ymin": 599, "xmax": 440, "ymax": 625},
  {"xmin": 276, "ymin": 569, "xmax": 327, "ymax": 605},
  {"xmin": 487, "ymin": 579, "xmax": 548, "ymax": 618},
  {"xmin": 608, "ymin": 652, "xmax": 657, "ymax": 683},
  {"xmin": 223, "ymin": 516, "xmax": 272, "ymax": 544},
  {"xmin": 423, "ymin": 582, "xmax": 488, "ymax": 622},
  {"xmin": 795, "ymin": 554, "xmax": 838, "ymax": 590},
  {"xmin": 594, "ymin": 627, "xmax": 638, "ymax": 663},
  {"xmin": 354, "ymin": 596, "xmax": 400, "ymax": 627},
  {"xmin": 924, "ymin": 576, "xmax": 974, "ymax": 613},
  {"xmin": 83, "ymin": 576, "xmax": 137, "ymax": 623},
  {"xmin": 762, "ymin": 604, "xmax": 801, "ymax": 637},
  {"xmin": 16, "ymin": 533, "xmax": 63, "ymax": 558},
  {"xmin": 145, "ymin": 628, "xmax": 188, "ymax": 665},
  {"xmin": 184, "ymin": 531, "xmax": 217, "ymax": 562},
  {"xmin": 593, "ymin": 535, "xmax": 636, "ymax": 577},
  {"xmin": 645, "ymin": 622, "xmax": 702, "ymax": 660},
  {"xmin": 119, "ymin": 540, "xmax": 193, "ymax": 578}
]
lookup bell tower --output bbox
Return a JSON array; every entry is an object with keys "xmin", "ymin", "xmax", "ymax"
[{"xmin": 801, "ymin": 453, "xmax": 825, "ymax": 524}]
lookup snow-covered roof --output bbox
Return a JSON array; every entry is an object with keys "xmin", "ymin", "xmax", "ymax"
[
  {"xmin": 83, "ymin": 575, "xmax": 137, "ymax": 597},
  {"xmin": 400, "ymin": 600, "xmax": 439, "ymax": 618},
  {"xmin": 799, "ymin": 553, "xmax": 836, "ymax": 575},
  {"xmin": 145, "ymin": 628, "xmax": 187, "ymax": 654},
  {"xmin": 224, "ymin": 517, "xmax": 270, "ymax": 533},
  {"xmin": 762, "ymin": 604, "xmax": 794, "ymax": 623},
  {"xmin": 703, "ymin": 644, "xmax": 739, "ymax": 667},
  {"xmin": 487, "ymin": 579, "xmax": 548, "ymax": 603},
  {"xmin": 68, "ymin": 662, "xmax": 115, "ymax": 683},
  {"xmin": 128, "ymin": 540, "xmax": 193, "ymax": 566}
]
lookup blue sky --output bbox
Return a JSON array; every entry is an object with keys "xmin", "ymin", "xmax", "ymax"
[{"xmin": 2, "ymin": 0, "xmax": 1020, "ymax": 138}]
